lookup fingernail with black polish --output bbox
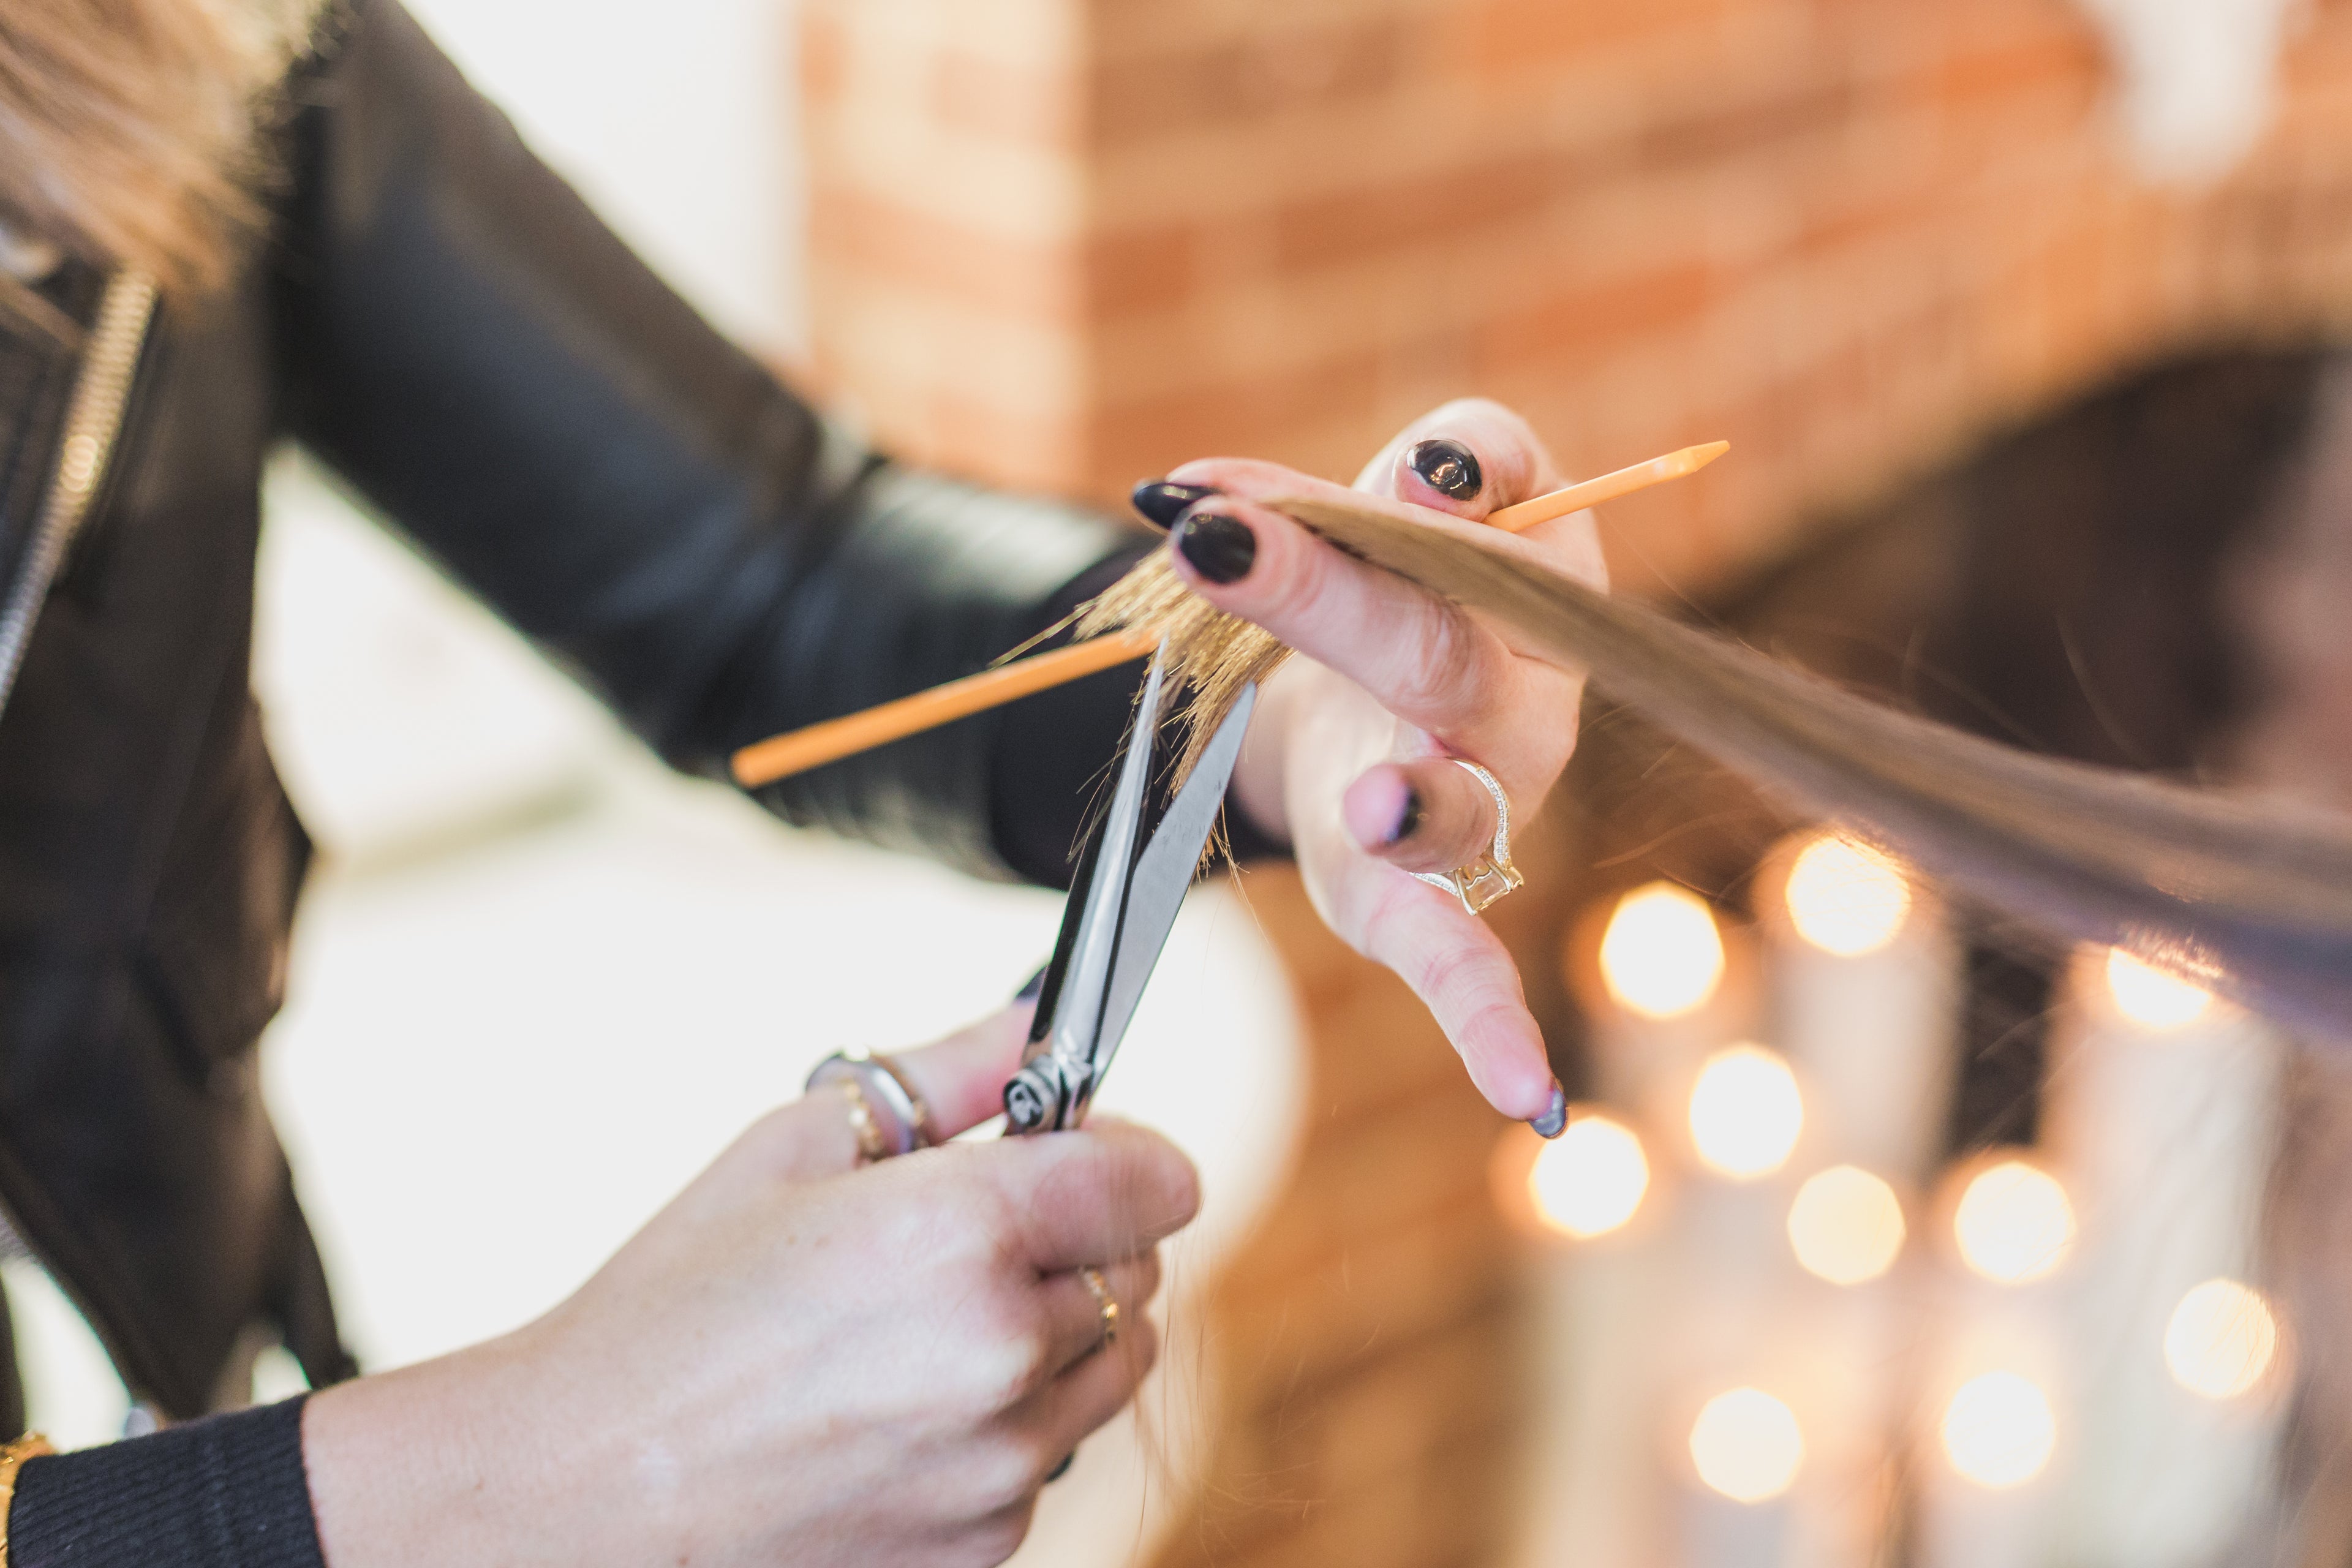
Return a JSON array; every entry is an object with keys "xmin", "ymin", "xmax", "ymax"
[
  {"xmin": 1046, "ymin": 1452, "xmax": 1076, "ymax": 1483},
  {"xmin": 1529, "ymin": 1080, "xmax": 1569, "ymax": 1140},
  {"xmin": 1387, "ymin": 788, "xmax": 1424, "ymax": 846},
  {"xmin": 1131, "ymin": 480, "xmax": 1219, "ymax": 530},
  {"xmin": 1172, "ymin": 510, "xmax": 1256, "ymax": 584},
  {"xmin": 1408, "ymin": 438, "xmax": 1483, "ymax": 501},
  {"xmin": 1015, "ymin": 965, "xmax": 1049, "ymax": 1003}
]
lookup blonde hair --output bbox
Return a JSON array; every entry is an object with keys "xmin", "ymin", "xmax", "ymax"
[
  {"xmin": 0, "ymin": 0, "xmax": 320, "ymax": 319},
  {"xmin": 1084, "ymin": 498, "xmax": 2352, "ymax": 1036}
]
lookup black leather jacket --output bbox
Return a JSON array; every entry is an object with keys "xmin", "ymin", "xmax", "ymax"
[{"xmin": 0, "ymin": 0, "xmax": 1154, "ymax": 1423}]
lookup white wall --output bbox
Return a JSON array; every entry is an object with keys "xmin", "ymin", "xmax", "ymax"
[{"xmin": 404, "ymin": 0, "xmax": 806, "ymax": 354}]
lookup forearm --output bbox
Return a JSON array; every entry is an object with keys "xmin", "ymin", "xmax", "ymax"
[
  {"xmin": 276, "ymin": 0, "xmax": 1153, "ymax": 886},
  {"xmin": 725, "ymin": 482, "xmax": 1153, "ymax": 886},
  {"xmin": 302, "ymin": 1330, "xmax": 609, "ymax": 1568},
  {"xmin": 2, "ymin": 1338, "xmax": 603, "ymax": 1568}
]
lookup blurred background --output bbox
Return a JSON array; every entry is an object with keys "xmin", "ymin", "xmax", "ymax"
[
  {"xmin": 30, "ymin": 0, "xmax": 2352, "ymax": 1565},
  {"xmin": 790, "ymin": 1, "xmax": 2352, "ymax": 1562}
]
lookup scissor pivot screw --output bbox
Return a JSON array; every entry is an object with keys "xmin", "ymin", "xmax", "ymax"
[{"xmin": 1003, "ymin": 1065, "xmax": 1061, "ymax": 1134}]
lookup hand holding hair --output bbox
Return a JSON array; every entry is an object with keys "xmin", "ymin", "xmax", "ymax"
[
  {"xmin": 725, "ymin": 442, "xmax": 1721, "ymax": 791},
  {"xmin": 728, "ymin": 401, "xmax": 1627, "ymax": 1131},
  {"xmin": 1272, "ymin": 486, "xmax": 2352, "ymax": 1037},
  {"xmin": 303, "ymin": 1005, "xmax": 1198, "ymax": 1568},
  {"xmin": 1102, "ymin": 392, "xmax": 2352, "ymax": 1104},
  {"xmin": 1131, "ymin": 399, "xmax": 1610, "ymax": 1128}
]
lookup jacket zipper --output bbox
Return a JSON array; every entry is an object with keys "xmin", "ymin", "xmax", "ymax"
[
  {"xmin": 0, "ymin": 271, "xmax": 168, "ymax": 1423},
  {"xmin": 0, "ymin": 270, "xmax": 158, "ymax": 714}
]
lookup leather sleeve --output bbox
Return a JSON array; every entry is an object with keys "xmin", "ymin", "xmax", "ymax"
[{"xmin": 268, "ymin": 0, "xmax": 1154, "ymax": 884}]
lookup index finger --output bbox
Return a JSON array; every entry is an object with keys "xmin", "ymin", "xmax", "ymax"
[
  {"xmin": 1151, "ymin": 476, "xmax": 1540, "ymax": 753},
  {"xmin": 885, "ymin": 1003, "xmax": 1035, "ymax": 1139},
  {"xmin": 988, "ymin": 1119, "xmax": 1202, "ymax": 1275},
  {"xmin": 750, "ymin": 1005, "xmax": 1035, "ymax": 1183}
]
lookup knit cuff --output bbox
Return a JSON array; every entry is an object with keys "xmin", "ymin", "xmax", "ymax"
[{"xmin": 9, "ymin": 1396, "xmax": 324, "ymax": 1568}]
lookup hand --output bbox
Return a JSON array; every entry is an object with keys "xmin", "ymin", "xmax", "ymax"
[
  {"xmin": 1144, "ymin": 399, "xmax": 1605, "ymax": 1128},
  {"xmin": 306, "ymin": 1006, "xmax": 1200, "ymax": 1568}
]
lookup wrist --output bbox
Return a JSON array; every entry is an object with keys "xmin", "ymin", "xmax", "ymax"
[
  {"xmin": 0, "ymin": 1431, "xmax": 50, "ymax": 1566},
  {"xmin": 306, "ymin": 1326, "xmax": 587, "ymax": 1567}
]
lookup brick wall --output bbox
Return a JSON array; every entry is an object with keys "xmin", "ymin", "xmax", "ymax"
[
  {"xmin": 799, "ymin": 3, "xmax": 2352, "ymax": 1563},
  {"xmin": 1155, "ymin": 848, "xmax": 1583, "ymax": 1568},
  {"xmin": 805, "ymin": 0, "xmax": 2352, "ymax": 594}
]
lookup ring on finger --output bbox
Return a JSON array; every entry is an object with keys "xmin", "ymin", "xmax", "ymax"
[
  {"xmin": 1411, "ymin": 759, "xmax": 1526, "ymax": 915},
  {"xmin": 828, "ymin": 1079, "xmax": 888, "ymax": 1165},
  {"xmin": 807, "ymin": 1048, "xmax": 938, "ymax": 1161},
  {"xmin": 1078, "ymin": 1266, "xmax": 1120, "ymax": 1350}
]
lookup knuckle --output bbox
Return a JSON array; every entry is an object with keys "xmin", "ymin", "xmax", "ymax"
[
  {"xmin": 887, "ymin": 1185, "xmax": 1011, "ymax": 1276},
  {"xmin": 964, "ymin": 1432, "xmax": 1052, "ymax": 1517},
  {"xmin": 1385, "ymin": 607, "xmax": 1490, "ymax": 718},
  {"xmin": 933, "ymin": 1172, "xmax": 1028, "ymax": 1267},
  {"xmin": 1415, "ymin": 940, "xmax": 1490, "ymax": 1005},
  {"xmin": 960, "ymin": 1306, "xmax": 1054, "ymax": 1412},
  {"xmin": 1254, "ymin": 528, "xmax": 1336, "ymax": 625},
  {"xmin": 1354, "ymin": 877, "xmax": 1428, "ymax": 957}
]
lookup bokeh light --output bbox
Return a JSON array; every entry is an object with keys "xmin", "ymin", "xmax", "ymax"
[
  {"xmin": 1787, "ymin": 1166, "xmax": 1906, "ymax": 1284},
  {"xmin": 1940, "ymin": 1371, "xmax": 2056, "ymax": 1488},
  {"xmin": 2105, "ymin": 949, "xmax": 2215, "ymax": 1030},
  {"xmin": 1689, "ymin": 1388, "xmax": 1804, "ymax": 1503},
  {"xmin": 1784, "ymin": 834, "xmax": 1913, "ymax": 957},
  {"xmin": 1953, "ymin": 1159, "xmax": 2075, "ymax": 1284},
  {"xmin": 1689, "ymin": 1044, "xmax": 1804, "ymax": 1180},
  {"xmin": 1598, "ymin": 883, "xmax": 1725, "ymax": 1019},
  {"xmin": 1528, "ymin": 1113, "xmax": 1650, "ymax": 1239},
  {"xmin": 2164, "ymin": 1278, "xmax": 2279, "ymax": 1400}
]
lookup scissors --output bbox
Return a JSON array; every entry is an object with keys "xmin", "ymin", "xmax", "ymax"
[{"xmin": 1002, "ymin": 649, "xmax": 1258, "ymax": 1136}]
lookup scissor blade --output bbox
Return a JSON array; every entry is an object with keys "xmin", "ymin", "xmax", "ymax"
[
  {"xmin": 1088, "ymin": 682, "xmax": 1259, "ymax": 1079},
  {"xmin": 1032, "ymin": 650, "xmax": 1167, "ymax": 1069}
]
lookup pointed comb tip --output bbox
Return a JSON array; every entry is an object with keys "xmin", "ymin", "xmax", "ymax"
[
  {"xmin": 1484, "ymin": 438, "xmax": 1732, "ymax": 533},
  {"xmin": 1665, "ymin": 440, "xmax": 1730, "ymax": 475}
]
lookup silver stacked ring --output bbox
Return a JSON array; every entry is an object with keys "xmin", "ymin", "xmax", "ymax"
[{"xmin": 805, "ymin": 1047, "xmax": 939, "ymax": 1160}]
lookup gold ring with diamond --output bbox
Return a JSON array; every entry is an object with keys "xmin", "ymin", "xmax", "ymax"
[{"xmin": 1412, "ymin": 760, "xmax": 1525, "ymax": 914}]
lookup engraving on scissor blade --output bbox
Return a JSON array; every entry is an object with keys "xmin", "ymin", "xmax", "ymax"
[{"xmin": 1090, "ymin": 682, "xmax": 1259, "ymax": 1080}]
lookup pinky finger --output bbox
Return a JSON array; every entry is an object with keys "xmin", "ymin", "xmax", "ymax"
[{"xmin": 1020, "ymin": 1316, "xmax": 1164, "ymax": 1469}]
